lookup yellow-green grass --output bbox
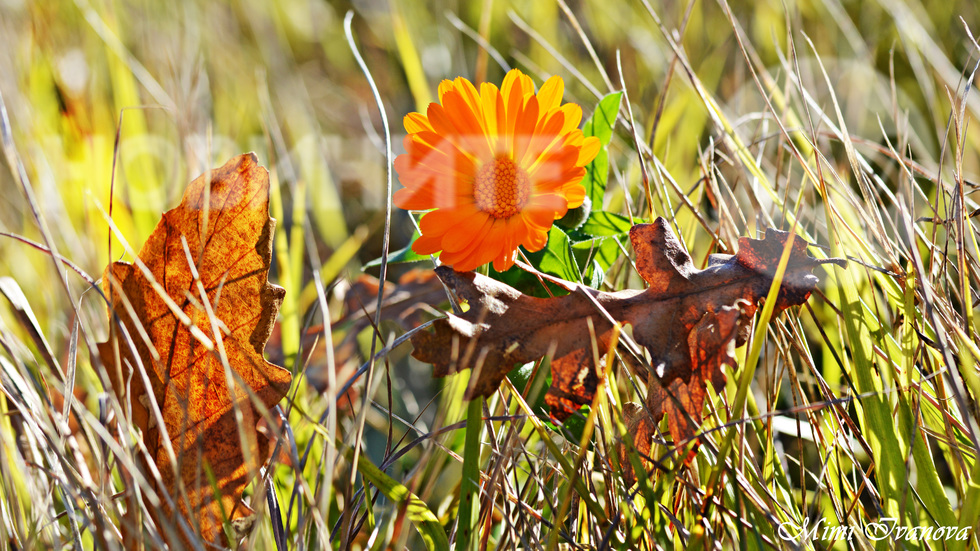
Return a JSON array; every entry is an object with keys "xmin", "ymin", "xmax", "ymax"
[{"xmin": 1, "ymin": 0, "xmax": 979, "ymax": 549}]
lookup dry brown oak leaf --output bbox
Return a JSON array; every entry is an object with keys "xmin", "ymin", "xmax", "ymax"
[
  {"xmin": 98, "ymin": 153, "xmax": 291, "ymax": 545},
  {"xmin": 411, "ymin": 217, "xmax": 843, "ymax": 470}
]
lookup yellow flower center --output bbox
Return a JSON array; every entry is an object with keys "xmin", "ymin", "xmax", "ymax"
[{"xmin": 473, "ymin": 157, "xmax": 531, "ymax": 219}]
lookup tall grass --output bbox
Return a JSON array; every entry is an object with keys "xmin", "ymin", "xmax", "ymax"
[{"xmin": 1, "ymin": 0, "xmax": 979, "ymax": 549}]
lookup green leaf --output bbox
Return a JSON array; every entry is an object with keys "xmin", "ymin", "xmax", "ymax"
[
  {"xmin": 537, "ymin": 226, "xmax": 580, "ymax": 282},
  {"xmin": 582, "ymin": 92, "xmax": 622, "ymax": 206},
  {"xmin": 583, "ymin": 91, "xmax": 622, "ymax": 146},
  {"xmin": 584, "ymin": 148, "xmax": 609, "ymax": 208},
  {"xmin": 575, "ymin": 211, "xmax": 634, "ymax": 238},
  {"xmin": 571, "ymin": 234, "xmax": 623, "ymax": 275},
  {"xmin": 550, "ymin": 405, "xmax": 590, "ymax": 446},
  {"xmin": 507, "ymin": 360, "xmax": 551, "ymax": 414},
  {"xmin": 588, "ymin": 258, "xmax": 604, "ymax": 288},
  {"xmin": 491, "ymin": 227, "xmax": 581, "ymax": 296},
  {"xmin": 506, "ymin": 361, "xmax": 536, "ymax": 394},
  {"xmin": 568, "ymin": 242, "xmax": 608, "ymax": 288},
  {"xmin": 364, "ymin": 233, "xmax": 428, "ymax": 268},
  {"xmin": 495, "ymin": 228, "xmax": 622, "ymax": 297}
]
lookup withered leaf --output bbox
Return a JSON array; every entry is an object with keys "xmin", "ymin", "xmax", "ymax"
[
  {"xmin": 410, "ymin": 217, "xmax": 842, "ymax": 474},
  {"xmin": 328, "ymin": 269, "xmax": 444, "ymax": 391},
  {"xmin": 336, "ymin": 268, "xmax": 446, "ymax": 340},
  {"xmin": 265, "ymin": 269, "xmax": 443, "ymax": 399},
  {"xmin": 98, "ymin": 153, "xmax": 291, "ymax": 545}
]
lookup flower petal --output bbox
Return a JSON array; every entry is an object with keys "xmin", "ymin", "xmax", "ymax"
[
  {"xmin": 562, "ymin": 179, "xmax": 587, "ymax": 209},
  {"xmin": 426, "ymin": 103, "xmax": 458, "ymax": 141},
  {"xmin": 412, "ymin": 232, "xmax": 443, "ymax": 255},
  {"xmin": 529, "ymin": 147, "xmax": 579, "ymax": 191},
  {"xmin": 537, "ymin": 75, "xmax": 564, "ymax": 114},
  {"xmin": 513, "ymin": 96, "xmax": 540, "ymax": 163},
  {"xmin": 525, "ymin": 193, "xmax": 568, "ymax": 224},
  {"xmin": 404, "ymin": 112, "xmax": 433, "ymax": 134},
  {"xmin": 559, "ymin": 103, "xmax": 582, "ymax": 134},
  {"xmin": 577, "ymin": 135, "xmax": 601, "ymax": 166},
  {"xmin": 453, "ymin": 221, "xmax": 505, "ymax": 272},
  {"xmin": 441, "ymin": 221, "xmax": 492, "ymax": 270},
  {"xmin": 502, "ymin": 69, "xmax": 533, "ymax": 100},
  {"xmin": 442, "ymin": 90, "xmax": 494, "ymax": 162},
  {"xmin": 522, "ymin": 222, "xmax": 549, "ymax": 251},
  {"xmin": 419, "ymin": 202, "xmax": 479, "ymax": 238},
  {"xmin": 441, "ymin": 212, "xmax": 492, "ymax": 253},
  {"xmin": 482, "ymin": 84, "xmax": 508, "ymax": 158},
  {"xmin": 437, "ymin": 79, "xmax": 455, "ymax": 102},
  {"xmin": 523, "ymin": 110, "xmax": 566, "ymax": 171},
  {"xmin": 453, "ymin": 77, "xmax": 483, "ymax": 125},
  {"xmin": 493, "ymin": 216, "xmax": 528, "ymax": 271}
]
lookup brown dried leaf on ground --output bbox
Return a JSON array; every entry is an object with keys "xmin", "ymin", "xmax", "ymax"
[
  {"xmin": 410, "ymin": 217, "xmax": 842, "ymax": 477},
  {"xmin": 338, "ymin": 270, "xmax": 444, "ymax": 372},
  {"xmin": 264, "ymin": 269, "xmax": 443, "ymax": 416},
  {"xmin": 283, "ymin": 269, "xmax": 444, "ymax": 393},
  {"xmin": 338, "ymin": 268, "xmax": 446, "ymax": 331},
  {"xmin": 98, "ymin": 153, "xmax": 291, "ymax": 545}
]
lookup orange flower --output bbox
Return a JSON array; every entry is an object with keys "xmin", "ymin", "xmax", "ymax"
[{"xmin": 393, "ymin": 69, "xmax": 601, "ymax": 272}]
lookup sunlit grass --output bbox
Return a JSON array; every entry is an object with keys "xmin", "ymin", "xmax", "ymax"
[{"xmin": 1, "ymin": 0, "xmax": 979, "ymax": 549}]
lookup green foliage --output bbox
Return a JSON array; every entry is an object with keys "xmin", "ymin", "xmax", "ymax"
[
  {"xmin": 582, "ymin": 91, "xmax": 622, "ymax": 207},
  {"xmin": 1, "ymin": 0, "xmax": 979, "ymax": 549},
  {"xmin": 364, "ymin": 232, "xmax": 428, "ymax": 268}
]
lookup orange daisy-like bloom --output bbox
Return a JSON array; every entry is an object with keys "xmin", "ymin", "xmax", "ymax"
[{"xmin": 393, "ymin": 69, "xmax": 601, "ymax": 272}]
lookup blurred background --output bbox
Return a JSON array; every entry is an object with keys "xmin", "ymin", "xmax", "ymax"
[
  {"xmin": 3, "ymin": 0, "xmax": 977, "ymax": 300},
  {"xmin": 1, "ymin": 0, "xmax": 979, "ymax": 547}
]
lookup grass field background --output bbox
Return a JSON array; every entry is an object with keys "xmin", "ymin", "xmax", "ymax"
[{"xmin": 1, "ymin": 0, "xmax": 980, "ymax": 548}]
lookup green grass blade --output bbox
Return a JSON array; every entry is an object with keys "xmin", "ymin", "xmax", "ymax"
[{"xmin": 345, "ymin": 444, "xmax": 449, "ymax": 550}]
